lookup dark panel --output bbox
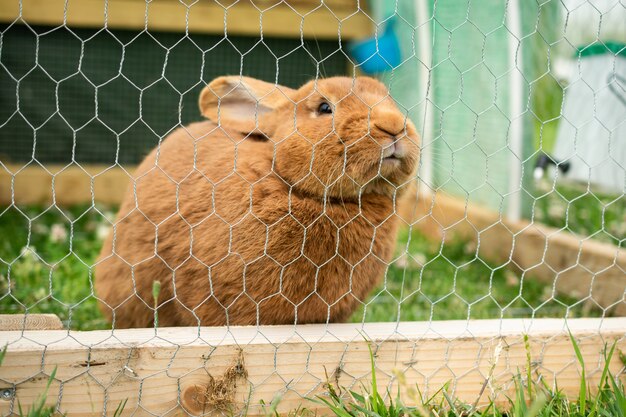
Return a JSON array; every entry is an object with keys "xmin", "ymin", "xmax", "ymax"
[{"xmin": 0, "ymin": 24, "xmax": 347, "ymax": 164}]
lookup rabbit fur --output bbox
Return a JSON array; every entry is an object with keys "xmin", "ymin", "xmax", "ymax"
[{"xmin": 95, "ymin": 76, "xmax": 420, "ymax": 328}]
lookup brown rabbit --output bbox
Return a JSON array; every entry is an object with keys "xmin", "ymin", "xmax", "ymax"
[{"xmin": 95, "ymin": 76, "xmax": 420, "ymax": 328}]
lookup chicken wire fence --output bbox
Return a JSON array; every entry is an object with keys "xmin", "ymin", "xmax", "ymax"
[{"xmin": 0, "ymin": 0, "xmax": 625, "ymax": 414}]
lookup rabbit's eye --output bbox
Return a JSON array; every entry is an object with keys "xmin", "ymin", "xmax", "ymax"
[{"xmin": 317, "ymin": 102, "xmax": 333, "ymax": 114}]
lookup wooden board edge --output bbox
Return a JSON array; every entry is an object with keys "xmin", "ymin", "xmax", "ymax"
[
  {"xmin": 0, "ymin": 314, "xmax": 64, "ymax": 331},
  {"xmin": 0, "ymin": 0, "xmax": 373, "ymax": 40},
  {"xmin": 0, "ymin": 318, "xmax": 624, "ymax": 416}
]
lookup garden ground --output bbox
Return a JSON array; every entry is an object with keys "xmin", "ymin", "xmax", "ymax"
[{"xmin": 1, "ymin": 179, "xmax": 621, "ymax": 330}]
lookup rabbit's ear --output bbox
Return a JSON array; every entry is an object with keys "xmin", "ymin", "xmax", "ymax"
[{"xmin": 200, "ymin": 76, "xmax": 294, "ymax": 135}]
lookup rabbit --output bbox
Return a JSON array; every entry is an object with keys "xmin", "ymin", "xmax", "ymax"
[{"xmin": 95, "ymin": 75, "xmax": 420, "ymax": 328}]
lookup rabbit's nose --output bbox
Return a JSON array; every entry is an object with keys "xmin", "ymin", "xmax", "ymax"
[
  {"xmin": 373, "ymin": 111, "xmax": 405, "ymax": 137},
  {"xmin": 374, "ymin": 123, "xmax": 404, "ymax": 138}
]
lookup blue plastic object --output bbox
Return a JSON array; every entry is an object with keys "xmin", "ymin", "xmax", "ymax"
[{"xmin": 348, "ymin": 19, "xmax": 401, "ymax": 74}]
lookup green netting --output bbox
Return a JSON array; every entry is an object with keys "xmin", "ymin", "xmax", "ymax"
[
  {"xmin": 370, "ymin": 0, "xmax": 541, "ymax": 215},
  {"xmin": 0, "ymin": 24, "xmax": 348, "ymax": 165}
]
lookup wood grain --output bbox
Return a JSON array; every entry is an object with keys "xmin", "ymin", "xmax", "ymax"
[
  {"xmin": 0, "ymin": 314, "xmax": 63, "ymax": 331},
  {"xmin": 0, "ymin": 0, "xmax": 372, "ymax": 40},
  {"xmin": 0, "ymin": 164, "xmax": 133, "ymax": 206},
  {"xmin": 0, "ymin": 318, "xmax": 624, "ymax": 416}
]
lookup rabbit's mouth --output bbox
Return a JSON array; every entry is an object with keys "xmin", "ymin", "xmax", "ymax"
[
  {"xmin": 384, "ymin": 154, "xmax": 400, "ymax": 160},
  {"xmin": 382, "ymin": 141, "xmax": 407, "ymax": 159},
  {"xmin": 382, "ymin": 156, "xmax": 402, "ymax": 169},
  {"xmin": 378, "ymin": 140, "xmax": 413, "ymax": 172}
]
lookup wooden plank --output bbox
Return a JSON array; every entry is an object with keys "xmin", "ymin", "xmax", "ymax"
[
  {"xmin": 0, "ymin": 164, "xmax": 134, "ymax": 206},
  {"xmin": 0, "ymin": 318, "xmax": 624, "ymax": 416},
  {"xmin": 0, "ymin": 0, "xmax": 372, "ymax": 40},
  {"xmin": 0, "ymin": 314, "xmax": 63, "ymax": 331},
  {"xmin": 399, "ymin": 190, "xmax": 626, "ymax": 316}
]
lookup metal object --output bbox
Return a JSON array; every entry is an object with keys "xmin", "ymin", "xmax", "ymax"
[
  {"xmin": 534, "ymin": 153, "xmax": 571, "ymax": 180},
  {"xmin": 0, "ymin": 388, "xmax": 15, "ymax": 400}
]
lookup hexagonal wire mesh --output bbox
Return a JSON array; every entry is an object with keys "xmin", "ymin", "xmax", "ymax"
[{"xmin": 0, "ymin": 0, "xmax": 624, "ymax": 415}]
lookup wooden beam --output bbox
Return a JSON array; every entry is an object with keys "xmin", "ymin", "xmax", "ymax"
[
  {"xmin": 0, "ymin": 318, "xmax": 624, "ymax": 416},
  {"xmin": 0, "ymin": 314, "xmax": 63, "ymax": 331},
  {"xmin": 0, "ymin": 164, "xmax": 133, "ymax": 206},
  {"xmin": 400, "ymin": 190, "xmax": 626, "ymax": 316},
  {"xmin": 0, "ymin": 0, "xmax": 373, "ymax": 40}
]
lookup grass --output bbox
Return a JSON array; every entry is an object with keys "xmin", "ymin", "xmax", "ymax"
[
  {"xmin": 3, "ymin": 347, "xmax": 624, "ymax": 417},
  {"xmin": 17, "ymin": 367, "xmax": 57, "ymax": 417},
  {"xmin": 0, "ymin": 345, "xmax": 127, "ymax": 417},
  {"xmin": 6, "ymin": 335, "xmax": 625, "ymax": 417},
  {"xmin": 0, "ymin": 193, "xmax": 617, "ymax": 330},
  {"xmin": 309, "ymin": 338, "xmax": 626, "ymax": 417},
  {"xmin": 531, "ymin": 180, "xmax": 625, "ymax": 246},
  {"xmin": 0, "ymin": 204, "xmax": 112, "ymax": 330},
  {"xmin": 351, "ymin": 226, "xmax": 592, "ymax": 323},
  {"xmin": 527, "ymin": 31, "xmax": 625, "ymax": 247}
]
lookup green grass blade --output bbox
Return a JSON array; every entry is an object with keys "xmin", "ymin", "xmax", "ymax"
[
  {"xmin": 524, "ymin": 394, "xmax": 548, "ymax": 417},
  {"xmin": 113, "ymin": 398, "xmax": 128, "ymax": 417},
  {"xmin": 608, "ymin": 374, "xmax": 626, "ymax": 417},
  {"xmin": 17, "ymin": 367, "xmax": 65, "ymax": 417},
  {"xmin": 513, "ymin": 374, "xmax": 527, "ymax": 417},
  {"xmin": 590, "ymin": 342, "xmax": 617, "ymax": 417},
  {"xmin": 311, "ymin": 396, "xmax": 353, "ymax": 417},
  {"xmin": 441, "ymin": 390, "xmax": 457, "ymax": 414},
  {"xmin": 0, "ymin": 345, "xmax": 7, "ymax": 366},
  {"xmin": 598, "ymin": 342, "xmax": 616, "ymax": 387},
  {"xmin": 366, "ymin": 343, "xmax": 379, "ymax": 408},
  {"xmin": 349, "ymin": 390, "xmax": 365, "ymax": 404},
  {"xmin": 524, "ymin": 334, "xmax": 533, "ymax": 400},
  {"xmin": 568, "ymin": 330, "xmax": 587, "ymax": 413}
]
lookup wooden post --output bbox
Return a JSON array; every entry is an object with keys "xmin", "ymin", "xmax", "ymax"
[{"xmin": 0, "ymin": 318, "xmax": 624, "ymax": 416}]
